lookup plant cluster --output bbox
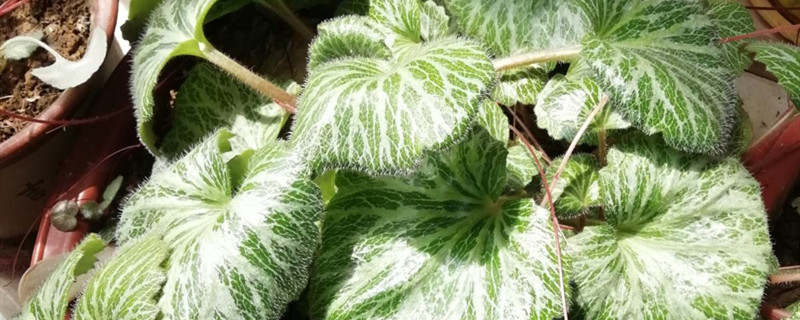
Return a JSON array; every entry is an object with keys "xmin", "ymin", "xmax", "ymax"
[{"xmin": 13, "ymin": 0, "xmax": 800, "ymax": 319}]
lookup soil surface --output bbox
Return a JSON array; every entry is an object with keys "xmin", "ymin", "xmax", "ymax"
[{"xmin": 0, "ymin": 0, "xmax": 91, "ymax": 141}]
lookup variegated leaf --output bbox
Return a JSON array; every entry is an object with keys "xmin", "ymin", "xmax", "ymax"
[
  {"xmin": 730, "ymin": 103, "xmax": 752, "ymax": 155},
  {"xmin": 505, "ymin": 144, "xmax": 541, "ymax": 191},
  {"xmin": 494, "ymin": 66, "xmax": 547, "ymax": 106},
  {"xmin": 790, "ymin": 301, "xmax": 800, "ymax": 320},
  {"xmin": 474, "ymin": 99, "xmax": 509, "ymax": 143},
  {"xmin": 308, "ymin": 16, "xmax": 391, "ymax": 69},
  {"xmin": 575, "ymin": 0, "xmax": 739, "ymax": 153},
  {"xmin": 569, "ymin": 135, "xmax": 773, "ymax": 319},
  {"xmin": 160, "ymin": 63, "xmax": 291, "ymax": 157},
  {"xmin": 748, "ymin": 42, "xmax": 800, "ymax": 110},
  {"xmin": 443, "ymin": 0, "xmax": 586, "ymax": 59},
  {"xmin": 370, "ymin": 0, "xmax": 450, "ymax": 45},
  {"xmin": 118, "ymin": 130, "xmax": 322, "ymax": 319},
  {"xmin": 534, "ymin": 75, "xmax": 629, "ymax": 145},
  {"xmin": 545, "ymin": 154, "xmax": 600, "ymax": 219},
  {"xmin": 73, "ymin": 236, "xmax": 168, "ymax": 320},
  {"xmin": 14, "ymin": 235, "xmax": 106, "ymax": 320},
  {"xmin": 309, "ymin": 127, "xmax": 570, "ymax": 320},
  {"xmin": 707, "ymin": 1, "xmax": 754, "ymax": 73},
  {"xmin": 132, "ymin": 0, "xmax": 219, "ymax": 152},
  {"xmin": 293, "ymin": 9, "xmax": 494, "ymax": 173}
]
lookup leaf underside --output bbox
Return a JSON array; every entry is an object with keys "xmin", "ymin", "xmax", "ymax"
[
  {"xmin": 569, "ymin": 135, "xmax": 773, "ymax": 319},
  {"xmin": 309, "ymin": 127, "xmax": 570, "ymax": 320},
  {"xmin": 118, "ymin": 131, "xmax": 322, "ymax": 319}
]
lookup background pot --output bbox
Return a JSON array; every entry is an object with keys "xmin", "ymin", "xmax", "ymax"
[{"xmin": 0, "ymin": 0, "xmax": 118, "ymax": 239}]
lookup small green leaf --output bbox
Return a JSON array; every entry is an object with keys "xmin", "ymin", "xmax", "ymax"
[
  {"xmin": 505, "ymin": 144, "xmax": 541, "ymax": 191},
  {"xmin": 73, "ymin": 236, "xmax": 169, "ymax": 320},
  {"xmin": 707, "ymin": 1, "xmax": 754, "ymax": 73},
  {"xmin": 15, "ymin": 235, "xmax": 106, "ymax": 320},
  {"xmin": 159, "ymin": 63, "xmax": 290, "ymax": 157},
  {"xmin": 545, "ymin": 154, "xmax": 600, "ymax": 219},
  {"xmin": 494, "ymin": 66, "xmax": 547, "ymax": 106},
  {"xmin": 443, "ymin": 0, "xmax": 586, "ymax": 59},
  {"xmin": 575, "ymin": 0, "xmax": 739, "ymax": 153},
  {"xmin": 474, "ymin": 99, "xmax": 509, "ymax": 143},
  {"xmin": 534, "ymin": 75, "xmax": 629, "ymax": 145},
  {"xmin": 293, "ymin": 8, "xmax": 494, "ymax": 173},
  {"xmin": 748, "ymin": 42, "xmax": 800, "ymax": 110},
  {"xmin": 569, "ymin": 135, "xmax": 773, "ymax": 319},
  {"xmin": 369, "ymin": 0, "xmax": 449, "ymax": 44},
  {"xmin": 118, "ymin": 130, "xmax": 322, "ymax": 319},
  {"xmin": 309, "ymin": 127, "xmax": 570, "ymax": 320},
  {"xmin": 307, "ymin": 15, "xmax": 391, "ymax": 69}
]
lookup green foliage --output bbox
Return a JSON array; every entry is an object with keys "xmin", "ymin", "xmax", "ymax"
[
  {"xmin": 569, "ymin": 135, "xmax": 773, "ymax": 319},
  {"xmin": 309, "ymin": 128, "xmax": 570, "ymax": 319},
  {"xmin": 545, "ymin": 154, "xmax": 601, "ymax": 219},
  {"xmin": 292, "ymin": 0, "xmax": 494, "ymax": 173},
  {"xmin": 160, "ymin": 63, "xmax": 291, "ymax": 157},
  {"xmin": 14, "ymin": 235, "xmax": 105, "ymax": 320},
  {"xmin": 32, "ymin": 0, "xmax": 800, "ymax": 318},
  {"xmin": 748, "ymin": 42, "xmax": 800, "ymax": 110},
  {"xmin": 117, "ymin": 131, "xmax": 322, "ymax": 319},
  {"xmin": 73, "ymin": 236, "xmax": 169, "ymax": 320}
]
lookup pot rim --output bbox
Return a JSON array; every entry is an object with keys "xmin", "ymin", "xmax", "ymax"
[{"xmin": 0, "ymin": 0, "xmax": 119, "ymax": 167}]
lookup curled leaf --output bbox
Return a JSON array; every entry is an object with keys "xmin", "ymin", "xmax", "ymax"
[{"xmin": 18, "ymin": 27, "xmax": 108, "ymax": 90}]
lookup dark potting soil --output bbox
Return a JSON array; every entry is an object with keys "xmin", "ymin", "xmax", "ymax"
[{"xmin": 0, "ymin": 0, "xmax": 91, "ymax": 141}]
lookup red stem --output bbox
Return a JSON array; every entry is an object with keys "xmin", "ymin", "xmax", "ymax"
[
  {"xmin": 509, "ymin": 125, "xmax": 569, "ymax": 320},
  {"xmin": 0, "ymin": 0, "xmax": 25, "ymax": 16},
  {"xmin": 721, "ymin": 24, "xmax": 800, "ymax": 44},
  {"xmin": 0, "ymin": 106, "xmax": 130, "ymax": 126},
  {"xmin": 503, "ymin": 104, "xmax": 552, "ymax": 164}
]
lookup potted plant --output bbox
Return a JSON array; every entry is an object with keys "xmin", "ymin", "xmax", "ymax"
[
  {"xmin": 12, "ymin": 0, "xmax": 800, "ymax": 319},
  {"xmin": 0, "ymin": 0, "xmax": 118, "ymax": 239}
]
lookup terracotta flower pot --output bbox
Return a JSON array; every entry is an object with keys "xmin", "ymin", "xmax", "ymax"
[
  {"xmin": 0, "ymin": 0, "xmax": 118, "ymax": 239},
  {"xmin": 743, "ymin": 107, "xmax": 800, "ymax": 218}
]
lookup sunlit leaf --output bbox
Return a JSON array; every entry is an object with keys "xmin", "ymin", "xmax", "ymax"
[
  {"xmin": 569, "ymin": 135, "xmax": 774, "ymax": 319},
  {"xmin": 14, "ymin": 235, "xmax": 106, "ymax": 320},
  {"xmin": 309, "ymin": 127, "xmax": 570, "ymax": 320},
  {"xmin": 575, "ymin": 0, "xmax": 739, "ymax": 153},
  {"xmin": 293, "ymin": 1, "xmax": 494, "ymax": 173},
  {"xmin": 73, "ymin": 236, "xmax": 168, "ymax": 320},
  {"xmin": 118, "ymin": 130, "xmax": 322, "ymax": 319}
]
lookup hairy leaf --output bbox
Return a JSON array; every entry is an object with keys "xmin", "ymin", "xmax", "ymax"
[
  {"xmin": 494, "ymin": 67, "xmax": 547, "ymax": 106},
  {"xmin": 790, "ymin": 301, "xmax": 800, "ymax": 320},
  {"xmin": 534, "ymin": 75, "xmax": 629, "ymax": 144},
  {"xmin": 575, "ymin": 0, "xmax": 739, "ymax": 153},
  {"xmin": 748, "ymin": 42, "xmax": 800, "ymax": 110},
  {"xmin": 545, "ymin": 154, "xmax": 600, "ymax": 219},
  {"xmin": 73, "ymin": 236, "xmax": 169, "ymax": 320},
  {"xmin": 443, "ymin": 0, "xmax": 586, "ymax": 59},
  {"xmin": 307, "ymin": 16, "xmax": 391, "ymax": 69},
  {"xmin": 132, "ymin": 0, "xmax": 220, "ymax": 152},
  {"xmin": 505, "ymin": 144, "xmax": 541, "ymax": 191},
  {"xmin": 569, "ymin": 135, "xmax": 773, "ymax": 319},
  {"xmin": 118, "ymin": 131, "xmax": 322, "ymax": 319},
  {"xmin": 293, "ymin": 7, "xmax": 494, "ymax": 173},
  {"xmin": 160, "ymin": 63, "xmax": 290, "ymax": 157},
  {"xmin": 475, "ymin": 99, "xmax": 509, "ymax": 143},
  {"xmin": 14, "ymin": 235, "xmax": 106, "ymax": 320},
  {"xmin": 707, "ymin": 1, "xmax": 754, "ymax": 73},
  {"xmin": 370, "ymin": 0, "xmax": 450, "ymax": 46},
  {"xmin": 309, "ymin": 127, "xmax": 570, "ymax": 320}
]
